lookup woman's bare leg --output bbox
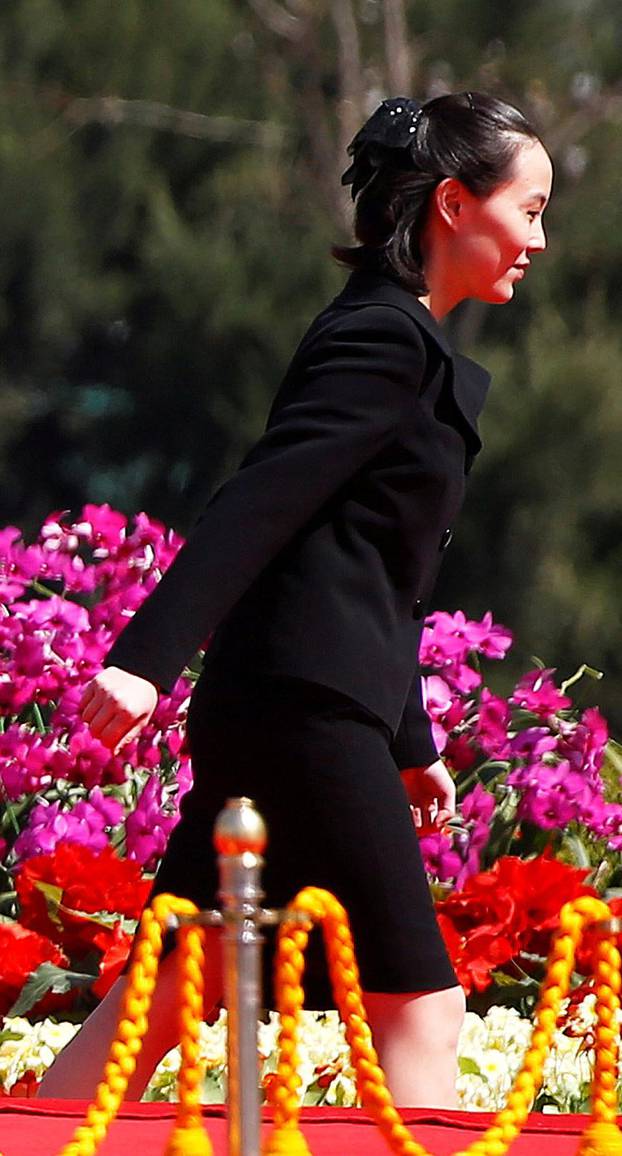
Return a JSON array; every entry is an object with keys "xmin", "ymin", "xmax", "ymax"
[
  {"xmin": 38, "ymin": 928, "xmax": 223, "ymax": 1101},
  {"xmin": 363, "ymin": 985, "xmax": 465, "ymax": 1108}
]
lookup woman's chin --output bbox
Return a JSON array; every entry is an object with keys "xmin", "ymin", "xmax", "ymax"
[{"xmin": 484, "ymin": 282, "xmax": 516, "ymax": 305}]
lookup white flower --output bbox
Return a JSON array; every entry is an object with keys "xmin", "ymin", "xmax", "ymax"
[
  {"xmin": 0, "ymin": 1003, "xmax": 604, "ymax": 1113},
  {"xmin": 0, "ymin": 1018, "xmax": 80, "ymax": 1091}
]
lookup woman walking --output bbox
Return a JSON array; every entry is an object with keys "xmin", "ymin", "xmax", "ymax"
[{"xmin": 39, "ymin": 91, "xmax": 552, "ymax": 1106}]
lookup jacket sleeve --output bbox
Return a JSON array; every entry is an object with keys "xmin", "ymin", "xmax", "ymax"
[
  {"xmin": 390, "ymin": 671, "xmax": 439, "ymax": 770},
  {"xmin": 104, "ymin": 304, "xmax": 427, "ymax": 692}
]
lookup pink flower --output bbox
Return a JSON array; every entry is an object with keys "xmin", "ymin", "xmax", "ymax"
[
  {"xmin": 507, "ymin": 758, "xmax": 607, "ymax": 832},
  {"xmin": 125, "ymin": 777, "xmax": 178, "ymax": 871},
  {"xmin": 419, "ymin": 832, "xmax": 463, "ymax": 883},
  {"xmin": 422, "ymin": 676, "xmax": 454, "ymax": 754},
  {"xmin": 443, "ymin": 734, "xmax": 478, "ymax": 771},
  {"xmin": 593, "ymin": 804, "xmax": 622, "ymax": 851},
  {"xmin": 78, "ymin": 504, "xmax": 128, "ymax": 555},
  {"xmin": 509, "ymin": 727, "xmax": 557, "ymax": 761},
  {"xmin": 461, "ymin": 783, "xmax": 496, "ymax": 825},
  {"xmin": 475, "ymin": 689, "xmax": 511, "ymax": 759},
  {"xmin": 469, "ymin": 611, "xmax": 513, "ymax": 659},
  {"xmin": 0, "ymin": 528, "xmax": 45, "ymax": 602},
  {"xmin": 557, "ymin": 708, "xmax": 608, "ymax": 778},
  {"xmin": 510, "ymin": 669, "xmax": 572, "ymax": 718},
  {"xmin": 0, "ymin": 728, "xmax": 56, "ymax": 798},
  {"xmin": 421, "ymin": 610, "xmax": 512, "ymax": 668},
  {"xmin": 13, "ymin": 790, "xmax": 124, "ymax": 860},
  {"xmin": 65, "ymin": 727, "xmax": 127, "ymax": 789}
]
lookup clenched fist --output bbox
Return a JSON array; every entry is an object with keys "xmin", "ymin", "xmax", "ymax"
[{"xmin": 80, "ymin": 666, "xmax": 159, "ymax": 755}]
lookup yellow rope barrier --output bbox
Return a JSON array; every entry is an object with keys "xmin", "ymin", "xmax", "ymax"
[
  {"xmin": 51, "ymin": 888, "xmax": 622, "ymax": 1156},
  {"xmin": 56, "ymin": 893, "xmax": 212, "ymax": 1156},
  {"xmin": 263, "ymin": 889, "xmax": 622, "ymax": 1156}
]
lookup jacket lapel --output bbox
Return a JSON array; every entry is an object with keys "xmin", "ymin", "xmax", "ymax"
[{"xmin": 334, "ymin": 271, "xmax": 491, "ymax": 456}]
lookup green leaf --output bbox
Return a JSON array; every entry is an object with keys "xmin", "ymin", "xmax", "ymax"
[
  {"xmin": 34, "ymin": 881, "xmax": 65, "ymax": 930},
  {"xmin": 302, "ymin": 1084, "xmax": 329, "ymax": 1106},
  {"xmin": 0, "ymin": 1029, "xmax": 27, "ymax": 1044},
  {"xmin": 459, "ymin": 1057, "xmax": 484, "ymax": 1078},
  {"xmin": 33, "ymin": 878, "xmax": 129, "ymax": 930},
  {"xmin": 8, "ymin": 962, "xmax": 94, "ymax": 1017},
  {"xmin": 563, "ymin": 833, "xmax": 592, "ymax": 869},
  {"xmin": 604, "ymin": 740, "xmax": 622, "ymax": 777}
]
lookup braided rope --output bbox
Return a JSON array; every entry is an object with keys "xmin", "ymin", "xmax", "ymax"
[
  {"xmin": 263, "ymin": 889, "xmax": 622, "ymax": 1156},
  {"xmin": 47, "ymin": 888, "xmax": 622, "ymax": 1156},
  {"xmin": 56, "ymin": 893, "xmax": 212, "ymax": 1156}
]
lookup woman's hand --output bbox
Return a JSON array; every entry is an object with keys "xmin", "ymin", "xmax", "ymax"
[
  {"xmin": 401, "ymin": 760, "xmax": 455, "ymax": 834},
  {"xmin": 80, "ymin": 666, "xmax": 159, "ymax": 755}
]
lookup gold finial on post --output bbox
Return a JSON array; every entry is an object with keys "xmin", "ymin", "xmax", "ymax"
[
  {"xmin": 216, "ymin": 797, "xmax": 267, "ymax": 1156},
  {"xmin": 214, "ymin": 796, "xmax": 267, "ymax": 857}
]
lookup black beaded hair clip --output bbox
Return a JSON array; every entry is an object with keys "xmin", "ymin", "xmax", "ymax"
[
  {"xmin": 341, "ymin": 97, "xmax": 424, "ymax": 200},
  {"xmin": 341, "ymin": 91, "xmax": 477, "ymax": 200}
]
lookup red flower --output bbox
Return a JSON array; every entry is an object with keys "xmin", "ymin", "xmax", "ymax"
[
  {"xmin": 436, "ymin": 853, "xmax": 597, "ymax": 995},
  {"xmin": 489, "ymin": 853, "xmax": 596, "ymax": 957},
  {"xmin": 0, "ymin": 923, "xmax": 68, "ymax": 1017},
  {"xmin": 15, "ymin": 842, "xmax": 150, "ymax": 958},
  {"xmin": 91, "ymin": 924, "xmax": 133, "ymax": 999},
  {"xmin": 0, "ymin": 1070, "xmax": 40, "ymax": 1098}
]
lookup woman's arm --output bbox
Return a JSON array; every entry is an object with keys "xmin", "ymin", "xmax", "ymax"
[
  {"xmin": 104, "ymin": 304, "xmax": 426, "ymax": 692},
  {"xmin": 390, "ymin": 671, "xmax": 439, "ymax": 771}
]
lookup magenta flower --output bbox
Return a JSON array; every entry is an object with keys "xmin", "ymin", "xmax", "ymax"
[
  {"xmin": 0, "ymin": 728, "xmax": 57, "ymax": 798},
  {"xmin": 65, "ymin": 726, "xmax": 127, "ymax": 789},
  {"xmin": 557, "ymin": 707, "xmax": 608, "ymax": 778},
  {"xmin": 475, "ymin": 689, "xmax": 512, "ymax": 758},
  {"xmin": 419, "ymin": 832, "xmax": 463, "ymax": 883},
  {"xmin": 509, "ymin": 727, "xmax": 557, "ymax": 761},
  {"xmin": 461, "ymin": 782, "xmax": 496, "ymax": 825},
  {"xmin": 12, "ymin": 789, "xmax": 124, "ymax": 860},
  {"xmin": 508, "ymin": 758, "xmax": 606, "ymax": 833},
  {"xmin": 471, "ymin": 612, "xmax": 513, "ymax": 659},
  {"xmin": 510, "ymin": 669, "xmax": 572, "ymax": 718},
  {"xmin": 76, "ymin": 504, "xmax": 128, "ymax": 556},
  {"xmin": 125, "ymin": 777, "xmax": 178, "ymax": 870},
  {"xmin": 592, "ymin": 803, "xmax": 622, "ymax": 851},
  {"xmin": 421, "ymin": 609, "xmax": 512, "ymax": 667},
  {"xmin": 443, "ymin": 733, "xmax": 478, "ymax": 771},
  {"xmin": 0, "ymin": 527, "xmax": 45, "ymax": 602}
]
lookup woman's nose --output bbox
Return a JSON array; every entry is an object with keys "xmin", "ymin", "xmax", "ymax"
[{"xmin": 528, "ymin": 218, "xmax": 547, "ymax": 252}]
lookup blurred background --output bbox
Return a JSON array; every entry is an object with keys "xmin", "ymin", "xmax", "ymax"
[{"xmin": 0, "ymin": 0, "xmax": 621, "ymax": 729}]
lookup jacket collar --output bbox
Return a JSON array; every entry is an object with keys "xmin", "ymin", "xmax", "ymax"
[
  {"xmin": 334, "ymin": 271, "xmax": 491, "ymax": 454},
  {"xmin": 334, "ymin": 269, "xmax": 453, "ymax": 358}
]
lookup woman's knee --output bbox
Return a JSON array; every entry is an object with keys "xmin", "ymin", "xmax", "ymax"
[{"xmin": 364, "ymin": 984, "xmax": 466, "ymax": 1049}]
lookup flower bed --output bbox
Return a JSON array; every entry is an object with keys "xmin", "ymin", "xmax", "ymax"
[
  {"xmin": 1, "ymin": 505, "xmax": 622, "ymax": 1102},
  {"xmin": 0, "ymin": 998, "xmax": 612, "ymax": 1112}
]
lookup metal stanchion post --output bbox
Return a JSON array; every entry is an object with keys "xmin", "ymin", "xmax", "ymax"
[{"xmin": 214, "ymin": 797, "xmax": 267, "ymax": 1156}]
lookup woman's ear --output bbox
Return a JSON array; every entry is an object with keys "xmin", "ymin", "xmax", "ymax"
[{"xmin": 433, "ymin": 177, "xmax": 466, "ymax": 230}]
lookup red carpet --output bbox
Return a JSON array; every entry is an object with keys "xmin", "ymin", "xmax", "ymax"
[{"xmin": 0, "ymin": 1100, "xmax": 603, "ymax": 1155}]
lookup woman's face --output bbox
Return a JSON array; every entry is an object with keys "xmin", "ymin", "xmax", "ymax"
[{"xmin": 451, "ymin": 138, "xmax": 553, "ymax": 304}]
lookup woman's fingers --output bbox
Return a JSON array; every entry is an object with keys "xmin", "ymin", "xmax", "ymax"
[
  {"xmin": 98, "ymin": 714, "xmax": 146, "ymax": 752},
  {"xmin": 79, "ymin": 666, "xmax": 159, "ymax": 751}
]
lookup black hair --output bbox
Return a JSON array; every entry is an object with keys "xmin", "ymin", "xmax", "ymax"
[{"xmin": 332, "ymin": 91, "xmax": 543, "ymax": 294}]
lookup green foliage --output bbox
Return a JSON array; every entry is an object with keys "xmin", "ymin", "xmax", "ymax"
[{"xmin": 8, "ymin": 961, "xmax": 94, "ymax": 1018}]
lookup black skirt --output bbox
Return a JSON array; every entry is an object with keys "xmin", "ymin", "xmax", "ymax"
[{"xmin": 149, "ymin": 673, "xmax": 457, "ymax": 1009}]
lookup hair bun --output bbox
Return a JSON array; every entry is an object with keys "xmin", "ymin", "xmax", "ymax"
[{"xmin": 341, "ymin": 97, "xmax": 425, "ymax": 200}]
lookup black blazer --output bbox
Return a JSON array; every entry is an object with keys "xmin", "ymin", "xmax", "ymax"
[{"xmin": 105, "ymin": 270, "xmax": 490, "ymax": 767}]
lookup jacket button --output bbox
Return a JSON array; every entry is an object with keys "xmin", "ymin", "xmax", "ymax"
[
  {"xmin": 440, "ymin": 528, "xmax": 453, "ymax": 551},
  {"xmin": 412, "ymin": 599, "xmax": 424, "ymax": 619}
]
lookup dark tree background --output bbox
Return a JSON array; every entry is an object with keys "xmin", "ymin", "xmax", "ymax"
[{"xmin": 1, "ymin": 0, "xmax": 621, "ymax": 728}]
